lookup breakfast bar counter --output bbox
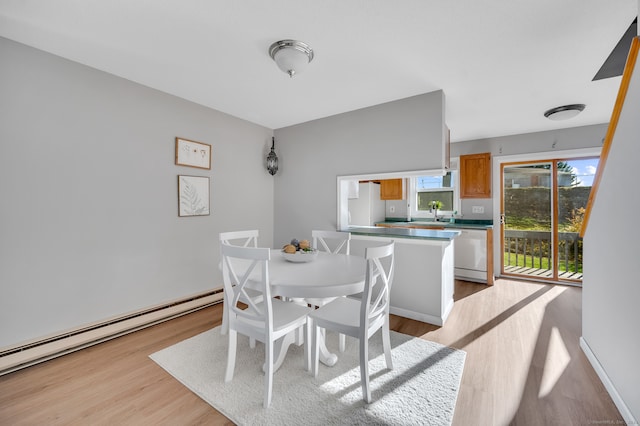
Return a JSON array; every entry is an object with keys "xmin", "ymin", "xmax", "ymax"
[
  {"xmin": 339, "ymin": 226, "xmax": 459, "ymax": 326},
  {"xmin": 342, "ymin": 225, "xmax": 460, "ymax": 241}
]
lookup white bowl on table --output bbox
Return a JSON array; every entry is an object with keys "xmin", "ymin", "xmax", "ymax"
[{"xmin": 281, "ymin": 249, "xmax": 318, "ymax": 263}]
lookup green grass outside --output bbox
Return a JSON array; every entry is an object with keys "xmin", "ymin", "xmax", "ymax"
[{"xmin": 503, "ymin": 214, "xmax": 583, "ymax": 274}]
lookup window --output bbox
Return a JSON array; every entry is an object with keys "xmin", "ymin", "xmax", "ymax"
[{"xmin": 409, "ymin": 171, "xmax": 458, "ymax": 218}]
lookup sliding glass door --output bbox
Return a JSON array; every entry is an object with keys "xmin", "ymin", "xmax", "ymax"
[
  {"xmin": 501, "ymin": 157, "xmax": 598, "ymax": 284},
  {"xmin": 502, "ymin": 162, "xmax": 555, "ymax": 279}
]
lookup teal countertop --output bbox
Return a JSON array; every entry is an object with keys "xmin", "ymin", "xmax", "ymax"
[
  {"xmin": 342, "ymin": 226, "xmax": 461, "ymax": 241},
  {"xmin": 376, "ymin": 219, "xmax": 493, "ymax": 230}
]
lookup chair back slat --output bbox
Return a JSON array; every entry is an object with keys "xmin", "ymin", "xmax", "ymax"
[
  {"xmin": 312, "ymin": 230, "xmax": 351, "ymax": 254},
  {"xmin": 361, "ymin": 242, "xmax": 395, "ymax": 326},
  {"xmin": 219, "ymin": 230, "xmax": 259, "ymax": 247},
  {"xmin": 221, "ymin": 243, "xmax": 271, "ymax": 325}
]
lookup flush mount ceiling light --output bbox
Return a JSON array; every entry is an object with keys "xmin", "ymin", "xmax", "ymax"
[
  {"xmin": 269, "ymin": 40, "xmax": 314, "ymax": 78},
  {"xmin": 543, "ymin": 104, "xmax": 586, "ymax": 121}
]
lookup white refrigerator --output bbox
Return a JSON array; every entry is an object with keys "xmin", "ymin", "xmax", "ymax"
[{"xmin": 348, "ymin": 182, "xmax": 386, "ymax": 226}]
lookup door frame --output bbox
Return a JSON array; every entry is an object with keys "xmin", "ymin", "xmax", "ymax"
[{"xmin": 491, "ymin": 148, "xmax": 600, "ymax": 282}]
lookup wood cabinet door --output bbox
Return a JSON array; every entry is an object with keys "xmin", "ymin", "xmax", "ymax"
[
  {"xmin": 460, "ymin": 153, "xmax": 491, "ymax": 198},
  {"xmin": 412, "ymin": 225, "xmax": 445, "ymax": 230},
  {"xmin": 380, "ymin": 179, "xmax": 404, "ymax": 200}
]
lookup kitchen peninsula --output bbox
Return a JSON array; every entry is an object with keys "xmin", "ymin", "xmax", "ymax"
[{"xmin": 341, "ymin": 226, "xmax": 460, "ymax": 326}]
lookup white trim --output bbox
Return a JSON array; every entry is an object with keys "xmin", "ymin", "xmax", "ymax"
[
  {"xmin": 338, "ymin": 169, "xmax": 447, "ymax": 182},
  {"xmin": 455, "ymin": 268, "xmax": 487, "ymax": 282},
  {"xmin": 580, "ymin": 336, "xmax": 637, "ymax": 425},
  {"xmin": 408, "ymin": 171, "xmax": 459, "ymax": 219},
  {"xmin": 389, "ymin": 306, "xmax": 444, "ymax": 326}
]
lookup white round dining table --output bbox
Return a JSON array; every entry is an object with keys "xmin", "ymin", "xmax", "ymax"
[
  {"xmin": 266, "ymin": 249, "xmax": 366, "ymax": 299},
  {"xmin": 230, "ymin": 249, "xmax": 366, "ymax": 370}
]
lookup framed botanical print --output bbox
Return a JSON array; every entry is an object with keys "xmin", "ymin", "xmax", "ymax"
[
  {"xmin": 178, "ymin": 175, "xmax": 210, "ymax": 217},
  {"xmin": 175, "ymin": 137, "xmax": 211, "ymax": 169}
]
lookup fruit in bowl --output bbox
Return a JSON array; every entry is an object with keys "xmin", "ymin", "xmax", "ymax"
[
  {"xmin": 281, "ymin": 238, "xmax": 317, "ymax": 262},
  {"xmin": 298, "ymin": 239, "xmax": 311, "ymax": 250},
  {"xmin": 283, "ymin": 238, "xmax": 312, "ymax": 252}
]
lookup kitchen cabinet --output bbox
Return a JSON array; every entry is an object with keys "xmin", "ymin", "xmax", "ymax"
[
  {"xmin": 408, "ymin": 224, "xmax": 445, "ymax": 230},
  {"xmin": 460, "ymin": 152, "xmax": 491, "ymax": 198},
  {"xmin": 454, "ymin": 228, "xmax": 494, "ymax": 285},
  {"xmin": 376, "ymin": 223, "xmax": 445, "ymax": 230},
  {"xmin": 380, "ymin": 179, "xmax": 404, "ymax": 200}
]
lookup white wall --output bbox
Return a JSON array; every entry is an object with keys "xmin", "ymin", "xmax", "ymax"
[
  {"xmin": 272, "ymin": 91, "xmax": 445, "ymax": 245},
  {"xmin": 582, "ymin": 51, "xmax": 640, "ymax": 422},
  {"xmin": 0, "ymin": 37, "xmax": 274, "ymax": 348}
]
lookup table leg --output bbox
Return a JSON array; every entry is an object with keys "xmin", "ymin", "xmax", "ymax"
[
  {"xmin": 263, "ymin": 327, "xmax": 338, "ymax": 372},
  {"xmin": 305, "ymin": 298, "xmax": 339, "ymax": 367},
  {"xmin": 263, "ymin": 331, "xmax": 300, "ymax": 373},
  {"xmin": 318, "ymin": 328, "xmax": 338, "ymax": 366}
]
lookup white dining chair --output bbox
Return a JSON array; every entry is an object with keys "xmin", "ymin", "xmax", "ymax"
[
  {"xmin": 312, "ymin": 230, "xmax": 351, "ymax": 255},
  {"xmin": 220, "ymin": 229, "xmax": 259, "ymax": 248},
  {"xmin": 219, "ymin": 230, "xmax": 262, "ymax": 338},
  {"xmin": 220, "ymin": 242, "xmax": 312, "ymax": 408},
  {"xmin": 308, "ymin": 241, "xmax": 395, "ymax": 403}
]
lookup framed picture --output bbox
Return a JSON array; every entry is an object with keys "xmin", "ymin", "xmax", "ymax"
[
  {"xmin": 178, "ymin": 175, "xmax": 210, "ymax": 217},
  {"xmin": 175, "ymin": 137, "xmax": 211, "ymax": 169}
]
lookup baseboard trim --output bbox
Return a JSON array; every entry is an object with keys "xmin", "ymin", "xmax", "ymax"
[
  {"xmin": 0, "ymin": 290, "xmax": 224, "ymax": 376},
  {"xmin": 390, "ymin": 306, "xmax": 443, "ymax": 326},
  {"xmin": 580, "ymin": 336, "xmax": 637, "ymax": 424}
]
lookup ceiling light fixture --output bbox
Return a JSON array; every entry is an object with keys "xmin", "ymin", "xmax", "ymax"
[
  {"xmin": 543, "ymin": 104, "xmax": 586, "ymax": 121},
  {"xmin": 269, "ymin": 40, "xmax": 314, "ymax": 78}
]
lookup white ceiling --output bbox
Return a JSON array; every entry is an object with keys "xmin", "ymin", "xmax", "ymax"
[{"xmin": 0, "ymin": 1, "xmax": 637, "ymax": 142}]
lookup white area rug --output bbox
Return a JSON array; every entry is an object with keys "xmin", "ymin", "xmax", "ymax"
[{"xmin": 150, "ymin": 327, "xmax": 466, "ymax": 425}]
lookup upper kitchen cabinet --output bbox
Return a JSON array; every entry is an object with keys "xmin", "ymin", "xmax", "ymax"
[
  {"xmin": 460, "ymin": 152, "xmax": 491, "ymax": 198},
  {"xmin": 380, "ymin": 179, "xmax": 404, "ymax": 200}
]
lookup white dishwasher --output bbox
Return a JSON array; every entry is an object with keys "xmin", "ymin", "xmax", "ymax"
[{"xmin": 454, "ymin": 229, "xmax": 487, "ymax": 283}]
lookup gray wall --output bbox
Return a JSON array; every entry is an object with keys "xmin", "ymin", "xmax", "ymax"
[
  {"xmin": 452, "ymin": 124, "xmax": 607, "ymax": 158},
  {"xmin": 272, "ymin": 91, "xmax": 445, "ymax": 245},
  {"xmin": 0, "ymin": 37, "xmax": 274, "ymax": 348},
  {"xmin": 582, "ymin": 55, "xmax": 640, "ymax": 421}
]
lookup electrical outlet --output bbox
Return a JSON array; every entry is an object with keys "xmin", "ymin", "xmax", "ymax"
[
  {"xmin": 472, "ymin": 206, "xmax": 484, "ymax": 214},
  {"xmin": 390, "ymin": 205, "xmax": 395, "ymax": 213}
]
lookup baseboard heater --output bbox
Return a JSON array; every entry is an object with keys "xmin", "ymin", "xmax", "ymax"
[{"xmin": 0, "ymin": 289, "xmax": 224, "ymax": 376}]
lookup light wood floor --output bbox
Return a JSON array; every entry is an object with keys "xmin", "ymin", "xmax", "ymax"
[{"xmin": 0, "ymin": 278, "xmax": 622, "ymax": 425}]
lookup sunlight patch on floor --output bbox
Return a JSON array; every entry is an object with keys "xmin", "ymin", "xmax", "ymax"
[{"xmin": 538, "ymin": 326, "xmax": 571, "ymax": 398}]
